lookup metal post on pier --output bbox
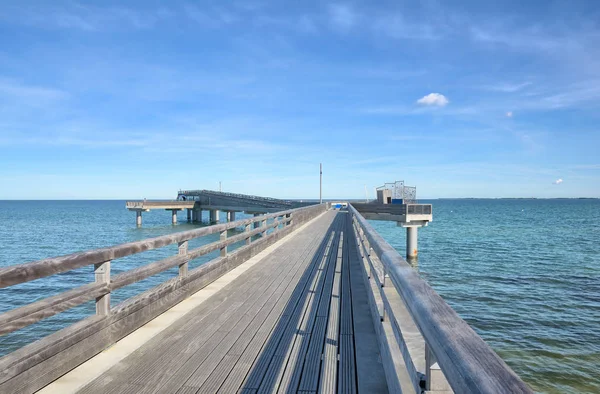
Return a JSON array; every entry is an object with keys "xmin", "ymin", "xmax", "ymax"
[{"xmin": 319, "ymin": 163, "xmax": 322, "ymax": 204}]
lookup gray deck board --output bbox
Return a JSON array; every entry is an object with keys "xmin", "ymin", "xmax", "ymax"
[
  {"xmin": 339, "ymin": 217, "xmax": 357, "ymax": 394},
  {"xmin": 319, "ymin": 223, "xmax": 345, "ymax": 394},
  {"xmin": 80, "ymin": 210, "xmax": 388, "ymax": 394}
]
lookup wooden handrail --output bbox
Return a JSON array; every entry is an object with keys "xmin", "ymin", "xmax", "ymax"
[
  {"xmin": 0, "ymin": 214, "xmax": 293, "ymax": 336},
  {"xmin": 0, "ymin": 209, "xmax": 297, "ymax": 288},
  {"xmin": 348, "ymin": 203, "xmax": 532, "ymax": 394}
]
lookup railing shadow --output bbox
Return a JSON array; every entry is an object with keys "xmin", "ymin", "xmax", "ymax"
[{"xmin": 241, "ymin": 212, "xmax": 344, "ymax": 392}]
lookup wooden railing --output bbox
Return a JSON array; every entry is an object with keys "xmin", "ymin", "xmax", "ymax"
[
  {"xmin": 348, "ymin": 204, "xmax": 532, "ymax": 394},
  {"xmin": 0, "ymin": 203, "xmax": 328, "ymax": 394},
  {"xmin": 125, "ymin": 200, "xmax": 195, "ymax": 209}
]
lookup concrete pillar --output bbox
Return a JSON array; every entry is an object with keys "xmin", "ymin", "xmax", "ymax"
[
  {"xmin": 210, "ymin": 210, "xmax": 218, "ymax": 223},
  {"xmin": 407, "ymin": 226, "xmax": 418, "ymax": 260},
  {"xmin": 215, "ymin": 210, "xmax": 220, "ymax": 223},
  {"xmin": 227, "ymin": 211, "xmax": 235, "ymax": 222},
  {"xmin": 187, "ymin": 209, "xmax": 192, "ymax": 222},
  {"xmin": 136, "ymin": 210, "xmax": 142, "ymax": 226},
  {"xmin": 191, "ymin": 209, "xmax": 197, "ymax": 222},
  {"xmin": 171, "ymin": 210, "xmax": 178, "ymax": 225}
]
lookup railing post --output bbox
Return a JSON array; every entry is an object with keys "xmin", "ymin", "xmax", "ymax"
[
  {"xmin": 426, "ymin": 343, "xmax": 452, "ymax": 392},
  {"xmin": 94, "ymin": 260, "xmax": 111, "ymax": 315},
  {"xmin": 245, "ymin": 223, "xmax": 251, "ymax": 245},
  {"xmin": 178, "ymin": 240, "xmax": 188, "ymax": 277},
  {"xmin": 220, "ymin": 230, "xmax": 227, "ymax": 257},
  {"xmin": 288, "ymin": 213, "xmax": 293, "ymax": 226},
  {"xmin": 261, "ymin": 219, "xmax": 267, "ymax": 237}
]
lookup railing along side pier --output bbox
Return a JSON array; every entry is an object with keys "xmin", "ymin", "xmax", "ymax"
[
  {"xmin": 348, "ymin": 204, "xmax": 532, "ymax": 394},
  {"xmin": 0, "ymin": 203, "xmax": 327, "ymax": 394}
]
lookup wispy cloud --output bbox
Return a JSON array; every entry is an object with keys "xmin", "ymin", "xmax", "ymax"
[
  {"xmin": 2, "ymin": 3, "xmax": 171, "ymax": 31},
  {"xmin": 373, "ymin": 14, "xmax": 441, "ymax": 40},
  {"xmin": 483, "ymin": 82, "xmax": 532, "ymax": 93},
  {"xmin": 328, "ymin": 4, "xmax": 356, "ymax": 30},
  {"xmin": 553, "ymin": 178, "xmax": 563, "ymax": 185},
  {"xmin": 0, "ymin": 78, "xmax": 69, "ymax": 101}
]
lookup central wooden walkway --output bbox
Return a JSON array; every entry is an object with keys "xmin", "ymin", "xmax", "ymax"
[{"xmin": 79, "ymin": 211, "xmax": 388, "ymax": 394}]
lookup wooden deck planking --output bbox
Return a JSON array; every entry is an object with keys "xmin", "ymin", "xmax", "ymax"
[
  {"xmin": 156, "ymin": 219, "xmax": 332, "ymax": 394},
  {"xmin": 217, "ymin": 234, "xmax": 335, "ymax": 394},
  {"xmin": 296, "ymin": 215, "xmax": 343, "ymax": 393},
  {"xmin": 251, "ymin": 217, "xmax": 344, "ymax": 394},
  {"xmin": 318, "ymin": 224, "xmax": 345, "ymax": 394},
  {"xmin": 81, "ymin": 213, "xmax": 333, "ymax": 394},
  {"xmin": 339, "ymin": 215, "xmax": 357, "ymax": 394},
  {"xmin": 240, "ymin": 217, "xmax": 343, "ymax": 393},
  {"xmin": 79, "ymin": 210, "xmax": 387, "ymax": 394},
  {"xmin": 274, "ymin": 216, "xmax": 344, "ymax": 394},
  {"xmin": 186, "ymin": 227, "xmax": 331, "ymax": 394}
]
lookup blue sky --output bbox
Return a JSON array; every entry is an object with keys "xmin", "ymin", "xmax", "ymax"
[{"xmin": 1, "ymin": 0, "xmax": 600, "ymax": 199}]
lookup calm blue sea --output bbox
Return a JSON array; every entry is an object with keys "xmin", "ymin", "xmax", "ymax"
[{"xmin": 0, "ymin": 199, "xmax": 599, "ymax": 393}]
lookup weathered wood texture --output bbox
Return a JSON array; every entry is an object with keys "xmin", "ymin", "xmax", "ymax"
[
  {"xmin": 68, "ymin": 210, "xmax": 386, "ymax": 394},
  {"xmin": 0, "ymin": 204, "xmax": 327, "ymax": 394},
  {"xmin": 348, "ymin": 204, "xmax": 532, "ymax": 394},
  {"xmin": 0, "ymin": 207, "xmax": 298, "ymax": 288}
]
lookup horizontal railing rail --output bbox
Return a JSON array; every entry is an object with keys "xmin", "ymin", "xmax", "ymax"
[
  {"xmin": 0, "ymin": 203, "xmax": 328, "ymax": 393},
  {"xmin": 0, "ymin": 209, "xmax": 300, "ymax": 288},
  {"xmin": 178, "ymin": 190, "xmax": 293, "ymax": 207},
  {"xmin": 125, "ymin": 201, "xmax": 196, "ymax": 209},
  {"xmin": 348, "ymin": 203, "xmax": 531, "ymax": 394}
]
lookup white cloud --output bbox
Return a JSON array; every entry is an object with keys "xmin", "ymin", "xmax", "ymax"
[
  {"xmin": 416, "ymin": 93, "xmax": 449, "ymax": 107},
  {"xmin": 506, "ymin": 111, "xmax": 513, "ymax": 117},
  {"xmin": 554, "ymin": 178, "xmax": 563, "ymax": 184},
  {"xmin": 328, "ymin": 4, "xmax": 356, "ymax": 30}
]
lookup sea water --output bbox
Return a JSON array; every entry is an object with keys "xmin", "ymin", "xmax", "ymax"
[{"xmin": 0, "ymin": 199, "xmax": 598, "ymax": 393}]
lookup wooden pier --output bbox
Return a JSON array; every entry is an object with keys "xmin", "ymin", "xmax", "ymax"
[
  {"xmin": 126, "ymin": 190, "xmax": 315, "ymax": 226},
  {"xmin": 0, "ymin": 203, "xmax": 532, "ymax": 393}
]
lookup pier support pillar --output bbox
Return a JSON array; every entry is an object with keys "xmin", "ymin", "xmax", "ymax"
[
  {"xmin": 215, "ymin": 210, "xmax": 220, "ymax": 223},
  {"xmin": 210, "ymin": 210, "xmax": 220, "ymax": 224},
  {"xmin": 407, "ymin": 226, "xmax": 418, "ymax": 260},
  {"xmin": 170, "ymin": 210, "xmax": 178, "ymax": 225},
  {"xmin": 227, "ymin": 211, "xmax": 235, "ymax": 222},
  {"xmin": 136, "ymin": 210, "xmax": 142, "ymax": 227},
  {"xmin": 187, "ymin": 209, "xmax": 192, "ymax": 222}
]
